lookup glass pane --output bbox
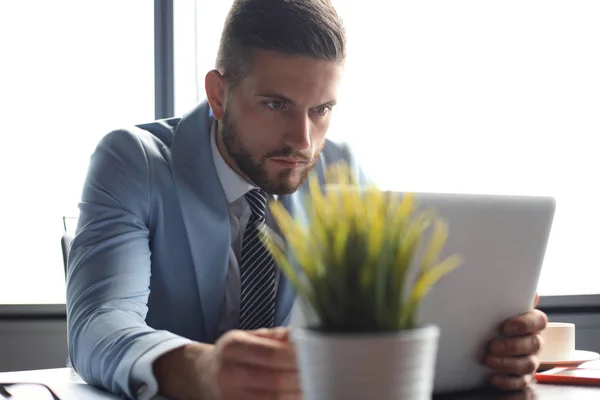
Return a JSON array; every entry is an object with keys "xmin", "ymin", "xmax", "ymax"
[
  {"xmin": 0, "ymin": 1, "xmax": 154, "ymax": 304},
  {"xmin": 174, "ymin": 0, "xmax": 233, "ymax": 116}
]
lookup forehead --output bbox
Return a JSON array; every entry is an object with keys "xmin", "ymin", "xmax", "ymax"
[{"xmin": 239, "ymin": 50, "xmax": 343, "ymax": 106}]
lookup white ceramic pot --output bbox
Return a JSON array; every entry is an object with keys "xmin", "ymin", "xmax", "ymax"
[{"xmin": 292, "ymin": 325, "xmax": 440, "ymax": 400}]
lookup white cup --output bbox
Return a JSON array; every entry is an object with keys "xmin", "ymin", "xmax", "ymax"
[{"xmin": 538, "ymin": 322, "xmax": 576, "ymax": 361}]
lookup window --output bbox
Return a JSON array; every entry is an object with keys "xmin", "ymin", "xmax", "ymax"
[
  {"xmin": 177, "ymin": 1, "xmax": 600, "ymax": 297},
  {"xmin": 174, "ymin": 0, "xmax": 232, "ymax": 116},
  {"xmin": 0, "ymin": 1, "xmax": 154, "ymax": 304}
]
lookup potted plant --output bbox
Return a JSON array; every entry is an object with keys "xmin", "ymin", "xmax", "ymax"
[{"xmin": 261, "ymin": 162, "xmax": 464, "ymax": 400}]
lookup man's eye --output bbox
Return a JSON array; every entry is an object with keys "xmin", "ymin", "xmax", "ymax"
[
  {"xmin": 313, "ymin": 105, "xmax": 332, "ymax": 115},
  {"xmin": 265, "ymin": 100, "xmax": 285, "ymax": 110}
]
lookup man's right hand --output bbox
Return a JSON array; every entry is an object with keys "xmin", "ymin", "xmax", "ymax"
[{"xmin": 154, "ymin": 328, "xmax": 300, "ymax": 400}]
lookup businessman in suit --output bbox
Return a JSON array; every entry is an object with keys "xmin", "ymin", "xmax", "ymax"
[{"xmin": 66, "ymin": 0, "xmax": 548, "ymax": 399}]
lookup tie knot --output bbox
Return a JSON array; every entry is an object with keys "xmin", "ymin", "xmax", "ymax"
[{"xmin": 245, "ymin": 189, "xmax": 268, "ymax": 219}]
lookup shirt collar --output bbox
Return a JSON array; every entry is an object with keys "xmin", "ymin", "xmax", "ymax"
[{"xmin": 210, "ymin": 120, "xmax": 256, "ymax": 204}]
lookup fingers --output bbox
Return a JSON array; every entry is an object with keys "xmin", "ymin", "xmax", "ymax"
[
  {"xmin": 486, "ymin": 354, "xmax": 540, "ymax": 376},
  {"xmin": 501, "ymin": 387, "xmax": 535, "ymax": 400},
  {"xmin": 490, "ymin": 333, "xmax": 543, "ymax": 357},
  {"xmin": 249, "ymin": 327, "xmax": 290, "ymax": 342},
  {"xmin": 503, "ymin": 309, "xmax": 548, "ymax": 336},
  {"xmin": 220, "ymin": 361, "xmax": 301, "ymax": 392},
  {"xmin": 487, "ymin": 308, "xmax": 547, "ymax": 394},
  {"xmin": 489, "ymin": 373, "xmax": 535, "ymax": 392},
  {"xmin": 487, "ymin": 332, "xmax": 541, "ymax": 393},
  {"xmin": 222, "ymin": 388, "xmax": 302, "ymax": 400},
  {"xmin": 219, "ymin": 330, "xmax": 297, "ymax": 369},
  {"xmin": 212, "ymin": 330, "xmax": 301, "ymax": 398},
  {"xmin": 243, "ymin": 389, "xmax": 302, "ymax": 400}
]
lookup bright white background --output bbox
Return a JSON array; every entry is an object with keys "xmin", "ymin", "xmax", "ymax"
[
  {"xmin": 0, "ymin": 1, "xmax": 154, "ymax": 304},
  {"xmin": 176, "ymin": 0, "xmax": 600, "ymax": 297},
  {"xmin": 0, "ymin": 1, "xmax": 597, "ymax": 304}
]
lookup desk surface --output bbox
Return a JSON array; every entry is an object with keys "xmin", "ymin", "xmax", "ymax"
[
  {"xmin": 1, "ymin": 368, "xmax": 599, "ymax": 399},
  {"xmin": 0, "ymin": 368, "xmax": 120, "ymax": 400}
]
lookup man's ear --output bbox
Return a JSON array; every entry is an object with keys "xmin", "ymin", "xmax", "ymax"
[{"xmin": 205, "ymin": 69, "xmax": 226, "ymax": 120}]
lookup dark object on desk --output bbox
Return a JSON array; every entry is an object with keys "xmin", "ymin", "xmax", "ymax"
[
  {"xmin": 0, "ymin": 382, "xmax": 61, "ymax": 399},
  {"xmin": 536, "ymin": 366, "xmax": 600, "ymax": 386}
]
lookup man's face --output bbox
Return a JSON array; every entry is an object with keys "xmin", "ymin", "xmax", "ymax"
[{"xmin": 211, "ymin": 50, "xmax": 343, "ymax": 195}]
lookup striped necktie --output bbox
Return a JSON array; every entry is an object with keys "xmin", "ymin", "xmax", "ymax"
[{"xmin": 239, "ymin": 188, "xmax": 276, "ymax": 330}]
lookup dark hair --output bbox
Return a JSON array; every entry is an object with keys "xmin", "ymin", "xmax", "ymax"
[{"xmin": 216, "ymin": 0, "xmax": 346, "ymax": 87}]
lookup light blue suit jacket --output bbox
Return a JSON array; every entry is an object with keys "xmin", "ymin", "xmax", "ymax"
[{"xmin": 66, "ymin": 100, "xmax": 364, "ymax": 398}]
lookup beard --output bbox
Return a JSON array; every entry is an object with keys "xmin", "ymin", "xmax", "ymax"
[{"xmin": 220, "ymin": 109, "xmax": 324, "ymax": 195}]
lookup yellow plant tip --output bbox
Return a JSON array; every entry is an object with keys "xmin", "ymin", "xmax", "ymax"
[
  {"xmin": 340, "ymin": 186, "xmax": 355, "ymax": 221},
  {"xmin": 420, "ymin": 218, "xmax": 449, "ymax": 273},
  {"xmin": 384, "ymin": 191, "xmax": 401, "ymax": 211},
  {"xmin": 324, "ymin": 163, "xmax": 337, "ymax": 185},
  {"xmin": 268, "ymin": 201, "xmax": 316, "ymax": 270},
  {"xmin": 257, "ymin": 222, "xmax": 317, "ymax": 300},
  {"xmin": 257, "ymin": 221, "xmax": 282, "ymax": 247},
  {"xmin": 308, "ymin": 170, "xmax": 324, "ymax": 196},
  {"xmin": 410, "ymin": 254, "xmax": 464, "ymax": 304},
  {"xmin": 324, "ymin": 187, "xmax": 343, "ymax": 229},
  {"xmin": 308, "ymin": 173, "xmax": 328, "ymax": 220},
  {"xmin": 333, "ymin": 219, "xmax": 351, "ymax": 265},
  {"xmin": 269, "ymin": 201, "xmax": 297, "ymax": 238},
  {"xmin": 366, "ymin": 201, "xmax": 385, "ymax": 260},
  {"xmin": 400, "ymin": 212, "xmax": 431, "ymax": 256},
  {"xmin": 396, "ymin": 193, "xmax": 416, "ymax": 229},
  {"xmin": 364, "ymin": 188, "xmax": 385, "ymax": 230},
  {"xmin": 329, "ymin": 163, "xmax": 341, "ymax": 185},
  {"xmin": 325, "ymin": 161, "xmax": 354, "ymax": 186}
]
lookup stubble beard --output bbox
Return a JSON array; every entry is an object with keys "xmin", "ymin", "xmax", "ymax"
[{"xmin": 220, "ymin": 110, "xmax": 324, "ymax": 195}]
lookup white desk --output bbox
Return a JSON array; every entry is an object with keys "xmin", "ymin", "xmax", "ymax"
[
  {"xmin": 2, "ymin": 367, "xmax": 600, "ymax": 399},
  {"xmin": 0, "ymin": 368, "xmax": 119, "ymax": 400}
]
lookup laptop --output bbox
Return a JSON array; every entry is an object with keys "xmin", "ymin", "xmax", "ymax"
[{"xmin": 288, "ymin": 191, "xmax": 556, "ymax": 394}]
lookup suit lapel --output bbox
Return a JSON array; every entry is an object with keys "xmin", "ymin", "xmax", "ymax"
[{"xmin": 170, "ymin": 101, "xmax": 230, "ymax": 341}]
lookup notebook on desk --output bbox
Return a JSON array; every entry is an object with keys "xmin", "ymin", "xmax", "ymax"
[
  {"xmin": 536, "ymin": 364, "xmax": 600, "ymax": 386},
  {"xmin": 289, "ymin": 191, "xmax": 556, "ymax": 394}
]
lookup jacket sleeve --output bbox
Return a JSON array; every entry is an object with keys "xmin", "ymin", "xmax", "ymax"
[{"xmin": 66, "ymin": 129, "xmax": 192, "ymax": 399}]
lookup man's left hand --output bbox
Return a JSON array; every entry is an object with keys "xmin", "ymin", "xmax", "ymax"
[{"xmin": 485, "ymin": 308, "xmax": 548, "ymax": 391}]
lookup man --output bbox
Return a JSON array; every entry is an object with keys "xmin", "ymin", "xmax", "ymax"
[{"xmin": 66, "ymin": 0, "xmax": 547, "ymax": 399}]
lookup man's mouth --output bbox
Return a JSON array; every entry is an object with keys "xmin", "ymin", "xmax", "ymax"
[{"xmin": 269, "ymin": 157, "xmax": 308, "ymax": 168}]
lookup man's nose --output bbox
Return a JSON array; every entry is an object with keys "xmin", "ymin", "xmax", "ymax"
[{"xmin": 284, "ymin": 114, "xmax": 311, "ymax": 151}]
